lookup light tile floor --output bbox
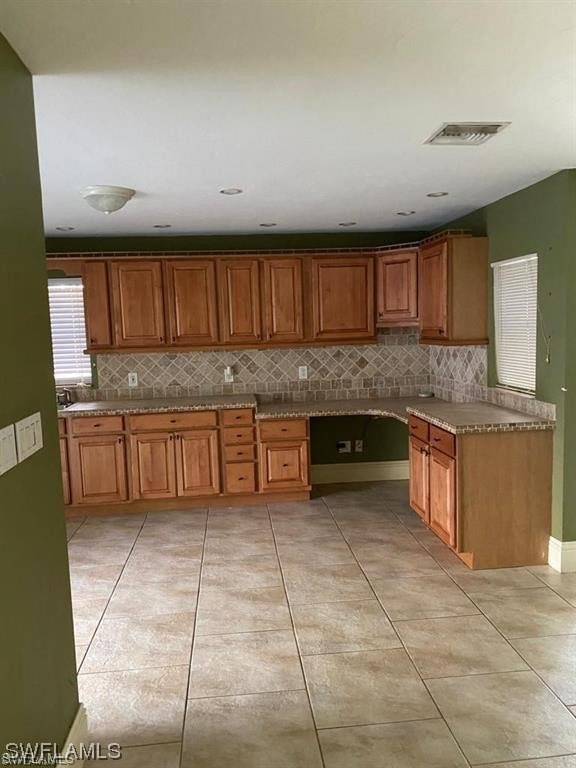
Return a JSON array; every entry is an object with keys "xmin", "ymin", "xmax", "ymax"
[{"xmin": 66, "ymin": 481, "xmax": 576, "ymax": 767}]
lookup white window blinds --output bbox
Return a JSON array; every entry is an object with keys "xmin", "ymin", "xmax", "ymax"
[
  {"xmin": 48, "ymin": 278, "xmax": 92, "ymax": 385},
  {"xmin": 492, "ymin": 254, "xmax": 538, "ymax": 394}
]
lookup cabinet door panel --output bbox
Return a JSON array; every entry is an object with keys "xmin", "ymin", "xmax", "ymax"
[
  {"xmin": 419, "ymin": 243, "xmax": 448, "ymax": 340},
  {"xmin": 110, "ymin": 261, "xmax": 165, "ymax": 346},
  {"xmin": 70, "ymin": 435, "xmax": 127, "ymax": 504},
  {"xmin": 165, "ymin": 260, "xmax": 219, "ymax": 345},
  {"xmin": 409, "ymin": 436, "xmax": 429, "ymax": 522},
  {"xmin": 130, "ymin": 432, "xmax": 176, "ymax": 499},
  {"xmin": 176, "ymin": 429, "xmax": 220, "ymax": 497},
  {"xmin": 429, "ymin": 448, "xmax": 456, "ymax": 547},
  {"xmin": 259, "ymin": 440, "xmax": 309, "ymax": 491},
  {"xmin": 60, "ymin": 437, "xmax": 70, "ymax": 505},
  {"xmin": 218, "ymin": 259, "xmax": 261, "ymax": 343},
  {"xmin": 262, "ymin": 259, "xmax": 304, "ymax": 342},
  {"xmin": 312, "ymin": 257, "xmax": 374, "ymax": 340},
  {"xmin": 377, "ymin": 250, "xmax": 418, "ymax": 324},
  {"xmin": 83, "ymin": 261, "xmax": 112, "ymax": 348}
]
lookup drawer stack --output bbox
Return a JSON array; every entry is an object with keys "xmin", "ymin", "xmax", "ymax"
[{"xmin": 221, "ymin": 409, "xmax": 257, "ymax": 494}]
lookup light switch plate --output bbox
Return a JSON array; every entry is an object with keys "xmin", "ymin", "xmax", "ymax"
[
  {"xmin": 0, "ymin": 424, "xmax": 18, "ymax": 477},
  {"xmin": 15, "ymin": 412, "xmax": 43, "ymax": 462}
]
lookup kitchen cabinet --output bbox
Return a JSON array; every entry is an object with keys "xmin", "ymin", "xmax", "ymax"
[
  {"xmin": 408, "ymin": 414, "xmax": 552, "ymax": 568},
  {"xmin": 377, "ymin": 250, "xmax": 418, "ymax": 325},
  {"xmin": 164, "ymin": 260, "xmax": 219, "ymax": 346},
  {"xmin": 408, "ymin": 436, "xmax": 429, "ymax": 522},
  {"xmin": 429, "ymin": 447, "xmax": 456, "ymax": 547},
  {"xmin": 419, "ymin": 236, "xmax": 488, "ymax": 344},
  {"xmin": 59, "ymin": 436, "xmax": 70, "ymax": 506},
  {"xmin": 175, "ymin": 429, "xmax": 220, "ymax": 496},
  {"xmin": 109, "ymin": 261, "xmax": 166, "ymax": 347},
  {"xmin": 221, "ymin": 408, "xmax": 257, "ymax": 494},
  {"xmin": 218, "ymin": 259, "xmax": 262, "ymax": 344},
  {"xmin": 257, "ymin": 419, "xmax": 310, "ymax": 491},
  {"xmin": 83, "ymin": 261, "xmax": 112, "ymax": 348},
  {"xmin": 262, "ymin": 258, "xmax": 304, "ymax": 343},
  {"xmin": 69, "ymin": 434, "xmax": 128, "ymax": 504},
  {"xmin": 130, "ymin": 432, "xmax": 177, "ymax": 500},
  {"xmin": 311, "ymin": 256, "xmax": 375, "ymax": 340}
]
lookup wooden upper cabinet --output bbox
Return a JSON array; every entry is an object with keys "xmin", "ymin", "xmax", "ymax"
[
  {"xmin": 164, "ymin": 260, "xmax": 219, "ymax": 346},
  {"xmin": 218, "ymin": 259, "xmax": 262, "ymax": 344},
  {"xmin": 311, "ymin": 256, "xmax": 375, "ymax": 340},
  {"xmin": 83, "ymin": 261, "xmax": 112, "ymax": 348},
  {"xmin": 419, "ymin": 236, "xmax": 488, "ymax": 344},
  {"xmin": 262, "ymin": 258, "xmax": 304, "ymax": 343},
  {"xmin": 377, "ymin": 250, "xmax": 418, "ymax": 325},
  {"xmin": 109, "ymin": 261, "xmax": 166, "ymax": 347},
  {"xmin": 419, "ymin": 242, "xmax": 448, "ymax": 340},
  {"xmin": 175, "ymin": 429, "xmax": 220, "ymax": 496}
]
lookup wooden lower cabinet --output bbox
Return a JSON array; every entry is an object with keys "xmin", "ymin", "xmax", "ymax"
[
  {"xmin": 259, "ymin": 439, "xmax": 309, "ymax": 491},
  {"xmin": 176, "ymin": 430, "xmax": 220, "ymax": 496},
  {"xmin": 429, "ymin": 448, "xmax": 456, "ymax": 547},
  {"xmin": 408, "ymin": 436, "xmax": 429, "ymax": 522},
  {"xmin": 130, "ymin": 432, "xmax": 177, "ymax": 500},
  {"xmin": 408, "ymin": 415, "xmax": 552, "ymax": 568},
  {"xmin": 60, "ymin": 437, "xmax": 70, "ymax": 505},
  {"xmin": 70, "ymin": 434, "xmax": 128, "ymax": 504}
]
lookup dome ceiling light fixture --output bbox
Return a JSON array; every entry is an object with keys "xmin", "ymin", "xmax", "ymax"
[{"xmin": 81, "ymin": 185, "xmax": 136, "ymax": 214}]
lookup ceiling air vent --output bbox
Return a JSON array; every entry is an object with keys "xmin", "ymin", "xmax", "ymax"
[{"xmin": 426, "ymin": 122, "xmax": 510, "ymax": 146}]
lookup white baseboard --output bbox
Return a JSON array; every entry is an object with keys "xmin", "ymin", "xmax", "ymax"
[
  {"xmin": 548, "ymin": 537, "xmax": 576, "ymax": 572},
  {"xmin": 61, "ymin": 703, "xmax": 88, "ymax": 766},
  {"xmin": 311, "ymin": 460, "xmax": 409, "ymax": 485}
]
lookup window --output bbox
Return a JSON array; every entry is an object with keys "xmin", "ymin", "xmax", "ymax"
[
  {"xmin": 492, "ymin": 254, "xmax": 538, "ymax": 394},
  {"xmin": 48, "ymin": 277, "xmax": 92, "ymax": 385}
]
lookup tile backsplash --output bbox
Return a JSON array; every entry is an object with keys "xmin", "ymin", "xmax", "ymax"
[{"xmin": 74, "ymin": 327, "xmax": 554, "ymax": 420}]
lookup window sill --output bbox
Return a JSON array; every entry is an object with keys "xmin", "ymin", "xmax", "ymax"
[{"xmin": 495, "ymin": 385, "xmax": 536, "ymax": 399}]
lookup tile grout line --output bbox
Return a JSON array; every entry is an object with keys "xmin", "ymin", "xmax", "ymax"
[
  {"xmin": 178, "ymin": 507, "xmax": 210, "ymax": 767},
  {"xmin": 267, "ymin": 502, "xmax": 328, "ymax": 768}
]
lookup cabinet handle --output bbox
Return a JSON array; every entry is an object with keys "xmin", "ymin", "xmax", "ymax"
[
  {"xmin": 170, "ymin": 419, "xmax": 177, "ymax": 424},
  {"xmin": 90, "ymin": 337, "xmax": 96, "ymax": 344},
  {"xmin": 172, "ymin": 336, "xmax": 176, "ymax": 342},
  {"xmin": 282, "ymin": 463, "xmax": 289, "ymax": 467},
  {"xmin": 235, "ymin": 415, "xmax": 242, "ymax": 420},
  {"xmin": 238, "ymin": 476, "xmax": 246, "ymax": 481},
  {"xmin": 281, "ymin": 428, "xmax": 288, "ymax": 432},
  {"xmin": 432, "ymin": 437, "xmax": 441, "ymax": 442},
  {"xmin": 236, "ymin": 433, "xmax": 242, "ymax": 438},
  {"xmin": 93, "ymin": 423, "xmax": 101, "ymax": 427},
  {"xmin": 117, "ymin": 438, "xmax": 122, "ymax": 444},
  {"xmin": 160, "ymin": 336, "xmax": 164, "ymax": 343},
  {"xmin": 169, "ymin": 435, "xmax": 173, "ymax": 441}
]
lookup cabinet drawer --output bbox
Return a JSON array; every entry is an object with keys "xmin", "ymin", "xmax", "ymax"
[
  {"xmin": 408, "ymin": 416, "xmax": 429, "ymax": 443},
  {"xmin": 58, "ymin": 418, "xmax": 66, "ymax": 436},
  {"xmin": 128, "ymin": 411, "xmax": 217, "ymax": 432},
  {"xmin": 223, "ymin": 426, "xmax": 255, "ymax": 445},
  {"xmin": 71, "ymin": 416, "xmax": 124, "ymax": 435},
  {"xmin": 258, "ymin": 419, "xmax": 308, "ymax": 441},
  {"xmin": 221, "ymin": 408, "xmax": 254, "ymax": 426},
  {"xmin": 429, "ymin": 425, "xmax": 456, "ymax": 458},
  {"xmin": 224, "ymin": 444, "xmax": 256, "ymax": 463},
  {"xmin": 225, "ymin": 462, "xmax": 256, "ymax": 494}
]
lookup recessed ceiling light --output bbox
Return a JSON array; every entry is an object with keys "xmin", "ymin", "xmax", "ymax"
[
  {"xmin": 259, "ymin": 223, "xmax": 277, "ymax": 228},
  {"xmin": 220, "ymin": 188, "xmax": 243, "ymax": 195},
  {"xmin": 153, "ymin": 224, "xmax": 172, "ymax": 229},
  {"xmin": 55, "ymin": 226, "xmax": 75, "ymax": 231},
  {"xmin": 338, "ymin": 222, "xmax": 357, "ymax": 227},
  {"xmin": 426, "ymin": 192, "xmax": 449, "ymax": 198},
  {"xmin": 396, "ymin": 211, "xmax": 416, "ymax": 216}
]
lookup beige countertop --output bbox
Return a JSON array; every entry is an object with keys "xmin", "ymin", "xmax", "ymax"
[
  {"xmin": 61, "ymin": 394, "xmax": 257, "ymax": 416},
  {"xmin": 60, "ymin": 394, "xmax": 554, "ymax": 434}
]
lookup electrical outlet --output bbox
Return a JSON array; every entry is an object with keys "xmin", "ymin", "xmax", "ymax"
[
  {"xmin": 355, "ymin": 439, "xmax": 364, "ymax": 453},
  {"xmin": 298, "ymin": 366, "xmax": 308, "ymax": 380},
  {"xmin": 224, "ymin": 365, "xmax": 234, "ymax": 384},
  {"xmin": 128, "ymin": 372, "xmax": 138, "ymax": 387},
  {"xmin": 336, "ymin": 440, "xmax": 352, "ymax": 454}
]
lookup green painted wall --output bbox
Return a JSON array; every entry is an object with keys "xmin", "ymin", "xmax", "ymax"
[
  {"xmin": 45, "ymin": 230, "xmax": 427, "ymax": 254},
  {"xmin": 0, "ymin": 35, "xmax": 78, "ymax": 751},
  {"xmin": 444, "ymin": 171, "xmax": 576, "ymax": 541},
  {"xmin": 310, "ymin": 417, "xmax": 408, "ymax": 464}
]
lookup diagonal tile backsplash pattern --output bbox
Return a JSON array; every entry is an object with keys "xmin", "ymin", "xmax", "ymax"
[{"xmin": 76, "ymin": 328, "xmax": 554, "ymax": 419}]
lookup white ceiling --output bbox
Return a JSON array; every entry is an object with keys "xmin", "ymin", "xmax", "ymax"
[{"xmin": 1, "ymin": 0, "xmax": 575, "ymax": 237}]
